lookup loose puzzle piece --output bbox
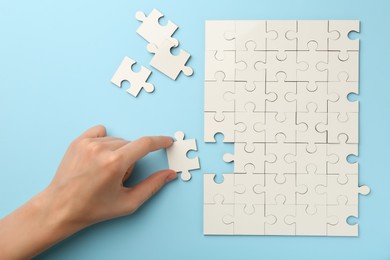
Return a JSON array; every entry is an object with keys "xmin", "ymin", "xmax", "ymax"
[
  {"xmin": 147, "ymin": 40, "xmax": 193, "ymax": 80},
  {"xmin": 166, "ymin": 131, "xmax": 200, "ymax": 181},
  {"xmin": 203, "ymin": 20, "xmax": 368, "ymax": 236},
  {"xmin": 135, "ymin": 8, "xmax": 179, "ymax": 48},
  {"xmin": 111, "ymin": 56, "xmax": 154, "ymax": 97}
]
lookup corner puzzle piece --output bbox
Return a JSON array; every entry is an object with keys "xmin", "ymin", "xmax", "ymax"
[
  {"xmin": 135, "ymin": 8, "xmax": 179, "ymax": 47},
  {"xmin": 147, "ymin": 40, "xmax": 193, "ymax": 80},
  {"xmin": 111, "ymin": 56, "xmax": 154, "ymax": 97},
  {"xmin": 204, "ymin": 173, "xmax": 245, "ymax": 204},
  {"xmin": 204, "ymin": 194, "xmax": 234, "ymax": 235},
  {"xmin": 166, "ymin": 131, "xmax": 200, "ymax": 181},
  {"xmin": 328, "ymin": 20, "xmax": 360, "ymax": 61}
]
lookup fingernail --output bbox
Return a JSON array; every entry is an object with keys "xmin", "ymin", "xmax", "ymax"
[{"xmin": 165, "ymin": 171, "xmax": 178, "ymax": 183}]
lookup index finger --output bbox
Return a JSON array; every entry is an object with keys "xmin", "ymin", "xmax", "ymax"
[{"xmin": 116, "ymin": 136, "xmax": 173, "ymax": 167}]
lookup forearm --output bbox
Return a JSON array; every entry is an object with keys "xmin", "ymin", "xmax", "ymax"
[{"xmin": 0, "ymin": 189, "xmax": 83, "ymax": 260}]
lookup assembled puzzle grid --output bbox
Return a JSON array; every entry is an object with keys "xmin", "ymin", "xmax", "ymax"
[{"xmin": 203, "ymin": 20, "xmax": 370, "ymax": 236}]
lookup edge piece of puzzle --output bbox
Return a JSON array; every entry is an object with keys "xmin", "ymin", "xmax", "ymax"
[{"xmin": 167, "ymin": 131, "xmax": 200, "ymax": 181}]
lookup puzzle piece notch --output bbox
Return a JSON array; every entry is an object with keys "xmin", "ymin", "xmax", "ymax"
[
  {"xmin": 147, "ymin": 40, "xmax": 193, "ymax": 80},
  {"xmin": 135, "ymin": 9, "xmax": 179, "ymax": 47},
  {"xmin": 166, "ymin": 131, "xmax": 200, "ymax": 181},
  {"xmin": 328, "ymin": 20, "xmax": 360, "ymax": 61},
  {"xmin": 111, "ymin": 56, "xmax": 154, "ymax": 97}
]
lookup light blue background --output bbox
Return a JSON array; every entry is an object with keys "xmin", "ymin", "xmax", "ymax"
[{"xmin": 0, "ymin": 0, "xmax": 388, "ymax": 259}]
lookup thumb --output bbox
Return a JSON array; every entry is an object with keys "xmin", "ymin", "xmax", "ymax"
[{"xmin": 122, "ymin": 169, "xmax": 177, "ymax": 214}]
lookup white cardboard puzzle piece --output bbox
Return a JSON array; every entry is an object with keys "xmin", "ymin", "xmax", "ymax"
[
  {"xmin": 147, "ymin": 39, "xmax": 193, "ymax": 80},
  {"xmin": 111, "ymin": 56, "xmax": 154, "ymax": 97},
  {"xmin": 166, "ymin": 131, "xmax": 200, "ymax": 181},
  {"xmin": 135, "ymin": 8, "xmax": 179, "ymax": 48},
  {"xmin": 203, "ymin": 20, "xmax": 368, "ymax": 236}
]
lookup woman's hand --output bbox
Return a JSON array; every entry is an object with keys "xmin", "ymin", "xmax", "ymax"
[{"xmin": 0, "ymin": 125, "xmax": 177, "ymax": 260}]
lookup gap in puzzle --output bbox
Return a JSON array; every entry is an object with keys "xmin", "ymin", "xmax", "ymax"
[{"xmin": 203, "ymin": 20, "xmax": 370, "ymax": 236}]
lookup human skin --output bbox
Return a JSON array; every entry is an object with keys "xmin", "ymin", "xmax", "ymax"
[{"xmin": 0, "ymin": 125, "xmax": 177, "ymax": 260}]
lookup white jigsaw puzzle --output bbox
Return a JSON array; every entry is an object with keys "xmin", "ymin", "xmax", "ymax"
[
  {"xmin": 203, "ymin": 20, "xmax": 369, "ymax": 236},
  {"xmin": 111, "ymin": 56, "xmax": 154, "ymax": 97},
  {"xmin": 167, "ymin": 131, "xmax": 200, "ymax": 181}
]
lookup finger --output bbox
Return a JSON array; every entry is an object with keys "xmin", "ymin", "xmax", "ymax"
[
  {"xmin": 122, "ymin": 170, "xmax": 177, "ymax": 214},
  {"xmin": 116, "ymin": 136, "xmax": 173, "ymax": 166},
  {"xmin": 78, "ymin": 125, "xmax": 107, "ymax": 139}
]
